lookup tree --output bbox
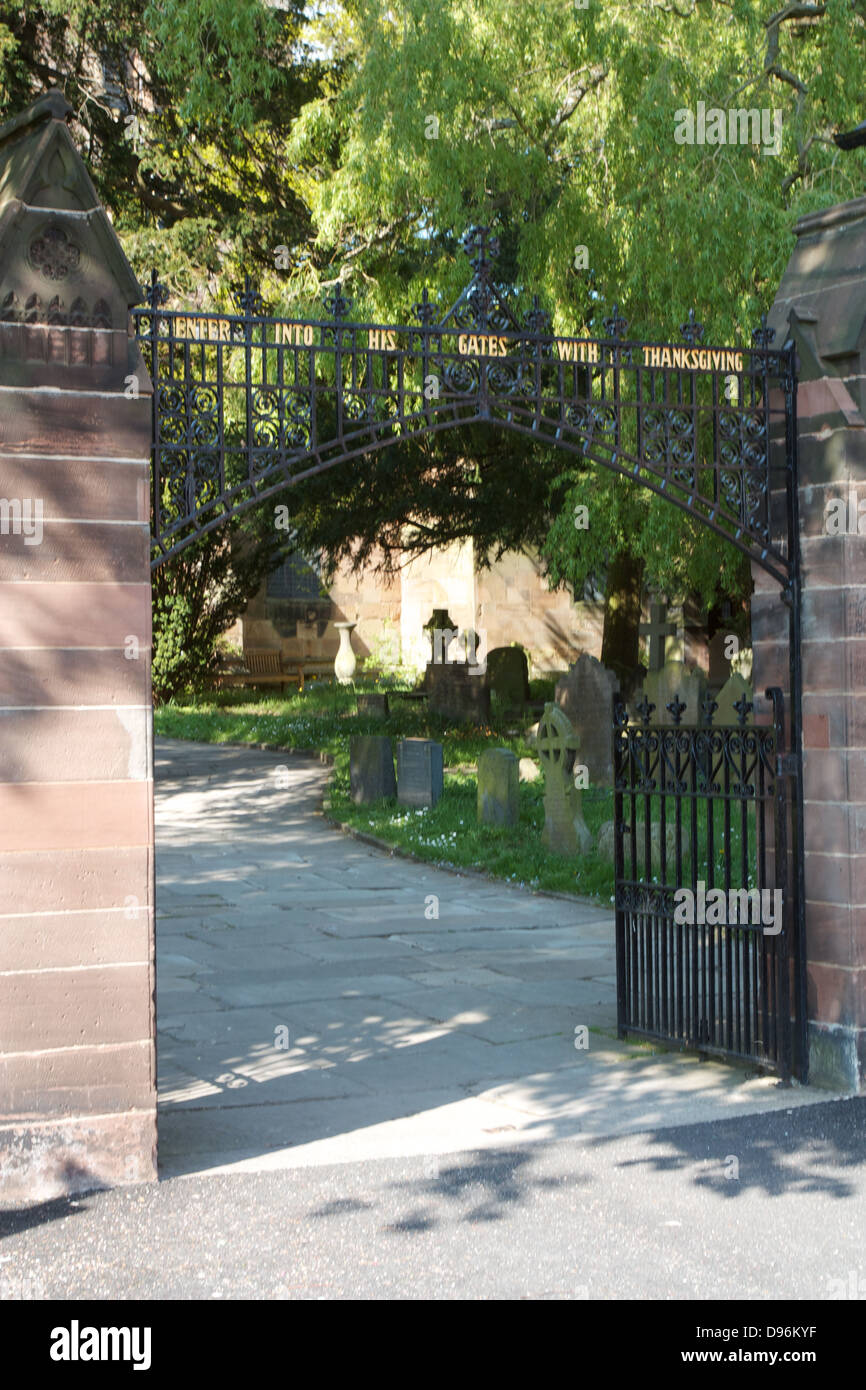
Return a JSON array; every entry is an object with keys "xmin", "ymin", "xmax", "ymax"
[
  {"xmin": 0, "ymin": 1, "xmax": 334, "ymax": 698},
  {"xmin": 150, "ymin": 504, "xmax": 292, "ymax": 703},
  {"xmin": 0, "ymin": 0, "xmax": 325, "ymax": 294},
  {"xmin": 283, "ymin": 0, "xmax": 865, "ymax": 334},
  {"xmin": 274, "ymin": 0, "xmax": 866, "ymax": 645},
  {"xmin": 543, "ymin": 468, "xmax": 750, "ymax": 687}
]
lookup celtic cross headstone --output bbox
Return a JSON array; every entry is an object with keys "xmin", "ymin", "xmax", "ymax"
[{"xmin": 536, "ymin": 703, "xmax": 593, "ymax": 856}]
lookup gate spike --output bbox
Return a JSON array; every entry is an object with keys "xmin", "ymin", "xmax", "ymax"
[
  {"xmin": 462, "ymin": 225, "xmax": 500, "ymax": 281},
  {"xmin": 323, "ymin": 284, "xmax": 352, "ymax": 320},
  {"xmin": 413, "ymin": 287, "xmax": 437, "ymax": 325},
  {"xmin": 751, "ymin": 314, "xmax": 776, "ymax": 349},
  {"xmin": 701, "ymin": 693, "xmax": 719, "ymax": 727},
  {"xmin": 680, "ymin": 308, "xmax": 704, "ymax": 345},
  {"xmin": 666, "ymin": 694, "xmax": 687, "ymax": 726},
  {"xmin": 602, "ymin": 303, "xmax": 628, "ymax": 341},
  {"xmin": 233, "ymin": 274, "xmax": 265, "ymax": 318},
  {"xmin": 523, "ymin": 294, "xmax": 551, "ymax": 336},
  {"xmin": 635, "ymin": 693, "xmax": 655, "ymax": 725},
  {"xmin": 141, "ymin": 268, "xmax": 168, "ymax": 311},
  {"xmin": 733, "ymin": 693, "xmax": 754, "ymax": 726}
]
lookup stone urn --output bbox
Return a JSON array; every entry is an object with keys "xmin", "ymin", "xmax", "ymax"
[{"xmin": 334, "ymin": 621, "xmax": 358, "ymax": 684}]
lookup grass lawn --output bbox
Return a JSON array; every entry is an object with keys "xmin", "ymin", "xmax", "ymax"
[{"xmin": 153, "ymin": 684, "xmax": 618, "ymax": 902}]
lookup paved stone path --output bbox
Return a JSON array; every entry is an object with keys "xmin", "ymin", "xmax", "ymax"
[{"xmin": 155, "ymin": 739, "xmax": 824, "ymax": 1179}]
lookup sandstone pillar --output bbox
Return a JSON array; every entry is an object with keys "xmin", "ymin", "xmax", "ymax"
[
  {"xmin": 758, "ymin": 196, "xmax": 866, "ymax": 1090},
  {"xmin": 0, "ymin": 91, "xmax": 156, "ymax": 1197}
]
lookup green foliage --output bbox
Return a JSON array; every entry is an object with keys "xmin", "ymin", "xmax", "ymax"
[
  {"xmin": 543, "ymin": 468, "xmax": 749, "ymax": 611},
  {"xmin": 283, "ymin": 0, "xmax": 866, "ymax": 333},
  {"xmin": 528, "ymin": 676, "xmax": 557, "ymax": 703},
  {"xmin": 0, "ymin": 0, "xmax": 324, "ymax": 291},
  {"xmin": 150, "ymin": 508, "xmax": 292, "ymax": 703},
  {"xmin": 360, "ymin": 617, "xmax": 424, "ymax": 687},
  {"xmin": 279, "ymin": 0, "xmax": 866, "ymax": 603},
  {"xmin": 151, "ymin": 586, "xmax": 213, "ymax": 702},
  {"xmin": 290, "ymin": 422, "xmax": 563, "ymax": 579},
  {"xmin": 141, "ymin": 0, "xmax": 283, "ymax": 129}
]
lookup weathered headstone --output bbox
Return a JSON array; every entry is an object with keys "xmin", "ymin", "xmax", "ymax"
[
  {"xmin": 642, "ymin": 659, "xmax": 707, "ymax": 726},
  {"xmin": 714, "ymin": 671, "xmax": 754, "ymax": 726},
  {"xmin": 357, "ymin": 692, "xmax": 389, "ymax": 719},
  {"xmin": 350, "ymin": 735, "xmax": 396, "ymax": 803},
  {"xmin": 597, "ymin": 820, "xmax": 690, "ymax": 873},
  {"xmin": 477, "ymin": 748, "xmax": 519, "ymax": 826},
  {"xmin": 554, "ymin": 653, "xmax": 620, "ymax": 785},
  {"xmin": 536, "ymin": 704, "xmax": 593, "ymax": 855},
  {"xmin": 707, "ymin": 630, "xmax": 733, "ymax": 688},
  {"xmin": 397, "ymin": 738, "xmax": 444, "ymax": 808},
  {"xmin": 486, "ymin": 645, "xmax": 530, "ymax": 707},
  {"xmin": 426, "ymin": 663, "xmax": 491, "ymax": 724}
]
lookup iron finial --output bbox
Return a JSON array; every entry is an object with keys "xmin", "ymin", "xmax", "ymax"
[{"xmin": 680, "ymin": 308, "xmax": 704, "ymax": 345}]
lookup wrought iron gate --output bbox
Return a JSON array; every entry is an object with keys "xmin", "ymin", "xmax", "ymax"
[
  {"xmin": 612, "ymin": 688, "xmax": 806, "ymax": 1081},
  {"xmin": 134, "ymin": 223, "xmax": 807, "ymax": 1080}
]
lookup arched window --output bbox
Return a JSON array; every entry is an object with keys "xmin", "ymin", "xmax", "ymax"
[{"xmin": 266, "ymin": 550, "xmax": 325, "ymax": 602}]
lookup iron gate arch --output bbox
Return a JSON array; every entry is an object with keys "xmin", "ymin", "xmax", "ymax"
[{"xmin": 134, "ymin": 224, "xmax": 806, "ymax": 1081}]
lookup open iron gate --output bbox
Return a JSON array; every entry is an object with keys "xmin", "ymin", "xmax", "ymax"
[{"xmin": 612, "ymin": 687, "xmax": 806, "ymax": 1082}]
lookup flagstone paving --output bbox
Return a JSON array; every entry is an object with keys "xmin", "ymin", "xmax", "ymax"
[{"xmin": 155, "ymin": 738, "xmax": 826, "ymax": 1179}]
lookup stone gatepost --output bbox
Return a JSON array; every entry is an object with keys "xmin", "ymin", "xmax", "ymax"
[
  {"xmin": 0, "ymin": 91, "xmax": 156, "ymax": 1197},
  {"xmin": 755, "ymin": 195, "xmax": 866, "ymax": 1091}
]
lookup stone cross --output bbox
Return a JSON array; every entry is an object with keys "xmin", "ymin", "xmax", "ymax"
[
  {"xmin": 639, "ymin": 601, "xmax": 677, "ymax": 672},
  {"xmin": 423, "ymin": 608, "xmax": 458, "ymax": 663},
  {"xmin": 536, "ymin": 703, "xmax": 593, "ymax": 855}
]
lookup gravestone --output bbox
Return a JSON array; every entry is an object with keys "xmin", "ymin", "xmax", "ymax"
[
  {"xmin": 486, "ymin": 646, "xmax": 530, "ymax": 707},
  {"xmin": 642, "ymin": 659, "xmax": 707, "ymax": 726},
  {"xmin": 597, "ymin": 820, "xmax": 690, "ymax": 872},
  {"xmin": 426, "ymin": 663, "xmax": 491, "ymax": 724},
  {"xmin": 397, "ymin": 738, "xmax": 444, "ymax": 808},
  {"xmin": 350, "ymin": 735, "xmax": 396, "ymax": 803},
  {"xmin": 357, "ymin": 692, "xmax": 389, "ymax": 719},
  {"xmin": 554, "ymin": 653, "xmax": 620, "ymax": 785},
  {"xmin": 639, "ymin": 601, "xmax": 677, "ymax": 672},
  {"xmin": 714, "ymin": 671, "xmax": 754, "ymax": 726},
  {"xmin": 423, "ymin": 607, "xmax": 458, "ymax": 657},
  {"xmin": 707, "ymin": 630, "xmax": 733, "ymax": 688},
  {"xmin": 477, "ymin": 748, "xmax": 519, "ymax": 826},
  {"xmin": 536, "ymin": 704, "xmax": 593, "ymax": 855}
]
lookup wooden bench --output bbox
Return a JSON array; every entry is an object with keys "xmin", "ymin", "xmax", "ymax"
[
  {"xmin": 217, "ymin": 651, "xmax": 335, "ymax": 694},
  {"xmin": 218, "ymin": 649, "xmax": 297, "ymax": 693}
]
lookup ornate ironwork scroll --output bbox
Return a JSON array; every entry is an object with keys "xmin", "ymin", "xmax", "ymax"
[{"xmin": 133, "ymin": 231, "xmax": 796, "ymax": 577}]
